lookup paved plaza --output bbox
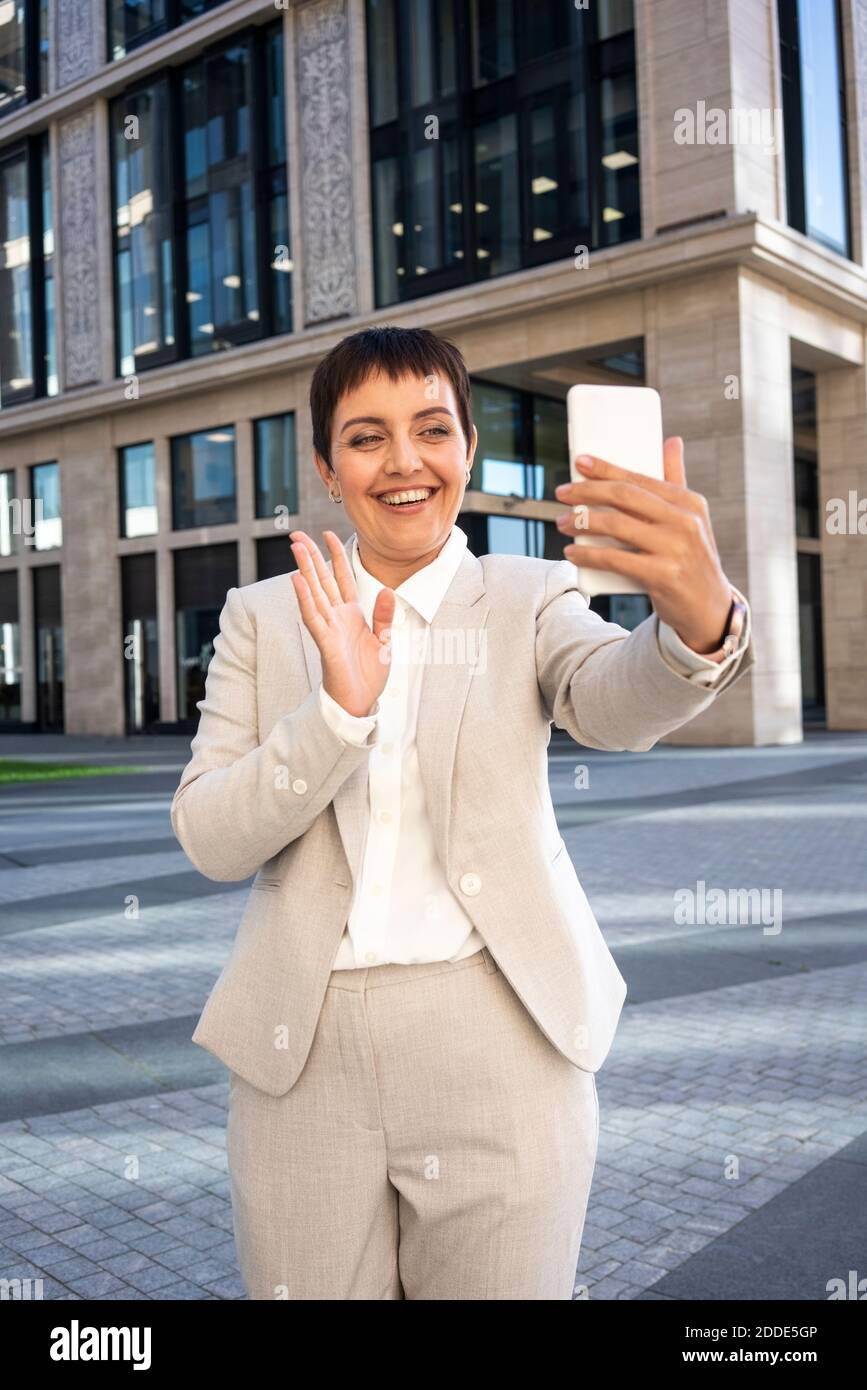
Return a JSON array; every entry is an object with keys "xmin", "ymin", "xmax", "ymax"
[{"xmin": 1, "ymin": 730, "xmax": 865, "ymax": 1300}]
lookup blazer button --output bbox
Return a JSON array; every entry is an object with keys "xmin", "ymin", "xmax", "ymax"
[
  {"xmin": 291, "ymin": 778, "xmax": 308, "ymax": 794},
  {"xmin": 459, "ymin": 872, "xmax": 481, "ymax": 896}
]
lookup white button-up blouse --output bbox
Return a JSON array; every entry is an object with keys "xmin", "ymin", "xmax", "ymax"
[{"xmin": 318, "ymin": 525, "xmax": 745, "ymax": 970}]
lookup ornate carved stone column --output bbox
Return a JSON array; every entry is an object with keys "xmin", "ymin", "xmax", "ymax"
[
  {"xmin": 57, "ymin": 109, "xmax": 102, "ymax": 388},
  {"xmin": 51, "ymin": 0, "xmax": 103, "ymax": 92},
  {"xmin": 295, "ymin": 0, "xmax": 359, "ymax": 324}
]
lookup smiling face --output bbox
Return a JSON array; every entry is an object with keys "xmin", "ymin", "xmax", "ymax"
[{"xmin": 314, "ymin": 369, "xmax": 477, "ymax": 587}]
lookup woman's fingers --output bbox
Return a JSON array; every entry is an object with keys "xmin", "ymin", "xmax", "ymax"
[
  {"xmin": 663, "ymin": 435, "xmax": 687, "ymax": 488},
  {"xmin": 557, "ymin": 504, "xmax": 659, "ymax": 552},
  {"xmin": 322, "ymin": 530, "xmax": 358, "ymax": 605},
  {"xmin": 290, "ymin": 530, "xmax": 342, "ymax": 608},
  {"xmin": 289, "ymin": 543, "xmax": 331, "ymax": 625},
  {"xmin": 290, "ymin": 571, "xmax": 331, "ymax": 648}
]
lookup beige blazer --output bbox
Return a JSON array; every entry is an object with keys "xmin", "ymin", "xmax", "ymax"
[{"xmin": 171, "ymin": 539, "xmax": 754, "ymax": 1096}]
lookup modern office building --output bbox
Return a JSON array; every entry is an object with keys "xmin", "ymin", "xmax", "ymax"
[{"xmin": 0, "ymin": 0, "xmax": 865, "ymax": 742}]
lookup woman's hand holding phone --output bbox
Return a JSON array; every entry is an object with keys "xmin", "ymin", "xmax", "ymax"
[
  {"xmin": 554, "ymin": 437, "xmax": 733, "ymax": 656},
  {"xmin": 289, "ymin": 530, "xmax": 395, "ymax": 717}
]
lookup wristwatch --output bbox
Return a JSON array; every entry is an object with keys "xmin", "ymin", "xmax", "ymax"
[{"xmin": 703, "ymin": 592, "xmax": 748, "ymax": 664}]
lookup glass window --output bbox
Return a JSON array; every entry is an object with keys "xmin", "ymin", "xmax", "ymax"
[
  {"xmin": 121, "ymin": 553, "xmax": 159, "ymax": 732},
  {"xmin": 174, "ymin": 541, "xmax": 237, "ymax": 721},
  {"xmin": 0, "ymin": 469, "xmax": 15, "ymax": 556},
  {"xmin": 0, "ymin": 149, "xmax": 32, "ymax": 403},
  {"xmin": 111, "ymin": 24, "xmax": 287, "ymax": 373},
  {"xmin": 41, "ymin": 135, "xmax": 56, "ymax": 396},
  {"xmin": 0, "ymin": 0, "xmax": 27, "ymax": 114},
  {"xmin": 0, "ymin": 569, "xmax": 21, "ymax": 722},
  {"xmin": 108, "ymin": 0, "xmax": 229, "ymax": 62},
  {"xmin": 368, "ymin": 0, "xmax": 399, "ymax": 127},
  {"xmin": 264, "ymin": 22, "xmax": 292, "ymax": 336},
  {"xmin": 112, "ymin": 79, "xmax": 176, "ymax": 375},
  {"xmin": 183, "ymin": 41, "xmax": 258, "ymax": 355},
  {"xmin": 119, "ymin": 442, "xmax": 158, "ymax": 538},
  {"xmin": 30, "ymin": 461, "xmax": 61, "ymax": 550},
  {"xmin": 470, "ymin": 0, "xmax": 514, "ymax": 86},
  {"xmin": 368, "ymin": 0, "xmax": 639, "ymax": 306},
  {"xmin": 797, "ymin": 0, "xmax": 849, "ymax": 255},
  {"xmin": 171, "ymin": 427, "xmax": 236, "ymax": 530},
  {"xmin": 254, "ymin": 413, "xmax": 298, "ymax": 521},
  {"xmin": 779, "ymin": 0, "xmax": 851, "ymax": 259},
  {"xmin": 257, "ymin": 534, "xmax": 298, "ymax": 581},
  {"xmin": 474, "ymin": 116, "xmax": 519, "ymax": 276},
  {"xmin": 33, "ymin": 563, "xmax": 62, "ymax": 730},
  {"xmin": 0, "ymin": 0, "xmax": 47, "ymax": 112}
]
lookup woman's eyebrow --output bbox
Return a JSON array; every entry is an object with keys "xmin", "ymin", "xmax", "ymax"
[{"xmin": 339, "ymin": 407, "xmax": 454, "ymax": 433}]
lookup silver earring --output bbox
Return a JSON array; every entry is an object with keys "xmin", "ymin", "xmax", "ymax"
[
  {"xmin": 329, "ymin": 488, "xmax": 342, "ymax": 504},
  {"xmin": 465, "ymin": 466, "xmax": 472, "ymax": 484}
]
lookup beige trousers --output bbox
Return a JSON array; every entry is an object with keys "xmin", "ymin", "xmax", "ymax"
[{"xmin": 226, "ymin": 946, "xmax": 599, "ymax": 1300}]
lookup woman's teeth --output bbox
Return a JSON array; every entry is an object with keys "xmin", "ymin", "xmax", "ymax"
[{"xmin": 379, "ymin": 488, "xmax": 434, "ymax": 506}]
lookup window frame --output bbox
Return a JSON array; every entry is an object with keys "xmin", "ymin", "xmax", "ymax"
[
  {"xmin": 367, "ymin": 0, "xmax": 639, "ymax": 306},
  {"xmin": 0, "ymin": 135, "xmax": 50, "ymax": 409},
  {"xmin": 109, "ymin": 22, "xmax": 290, "ymax": 379}
]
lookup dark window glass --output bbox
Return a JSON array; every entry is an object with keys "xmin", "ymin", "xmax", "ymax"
[
  {"xmin": 792, "ymin": 367, "xmax": 818, "ymax": 538},
  {"xmin": 0, "ymin": 469, "xmax": 15, "ymax": 557},
  {"xmin": 256, "ymin": 535, "xmax": 298, "ymax": 581},
  {"xmin": 174, "ymin": 541, "xmax": 237, "ymax": 722},
  {"xmin": 111, "ymin": 23, "xmax": 288, "ymax": 373},
  {"xmin": 779, "ymin": 0, "xmax": 851, "ymax": 258},
  {"xmin": 471, "ymin": 0, "xmax": 514, "ymax": 86},
  {"xmin": 473, "ymin": 116, "xmax": 519, "ymax": 276},
  {"xmin": 0, "ymin": 569, "xmax": 21, "ymax": 722},
  {"xmin": 108, "ymin": 0, "xmax": 229, "ymax": 62},
  {"xmin": 33, "ymin": 563, "xmax": 63, "ymax": 730},
  {"xmin": 368, "ymin": 0, "xmax": 399, "ymax": 126},
  {"xmin": 0, "ymin": 0, "xmax": 26, "ymax": 113},
  {"xmin": 119, "ymin": 442, "xmax": 158, "ymax": 538},
  {"xmin": 121, "ymin": 553, "xmax": 160, "ymax": 731},
  {"xmin": 183, "ymin": 41, "xmax": 258, "ymax": 355},
  {"xmin": 0, "ymin": 149, "xmax": 32, "ymax": 402},
  {"xmin": 171, "ymin": 427, "xmax": 236, "ymax": 529},
  {"xmin": 41, "ymin": 135, "xmax": 56, "ymax": 395},
  {"xmin": 470, "ymin": 379, "xmax": 569, "ymax": 503},
  {"xmin": 254, "ymin": 413, "xmax": 298, "ymax": 520},
  {"xmin": 797, "ymin": 552, "xmax": 825, "ymax": 716},
  {"xmin": 0, "ymin": 135, "xmax": 52, "ymax": 408},
  {"xmin": 590, "ymin": 593, "xmax": 652, "ymax": 629},
  {"xmin": 0, "ymin": 0, "xmax": 50, "ymax": 110},
  {"xmin": 368, "ymin": 0, "xmax": 639, "ymax": 306},
  {"xmin": 30, "ymin": 460, "xmax": 61, "ymax": 550},
  {"xmin": 112, "ymin": 80, "xmax": 176, "ymax": 375},
  {"xmin": 264, "ymin": 22, "xmax": 292, "ymax": 335}
]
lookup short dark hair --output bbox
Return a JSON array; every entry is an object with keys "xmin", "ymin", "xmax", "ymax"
[{"xmin": 310, "ymin": 326, "xmax": 473, "ymax": 469}]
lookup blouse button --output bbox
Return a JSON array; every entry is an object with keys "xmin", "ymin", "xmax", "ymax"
[
  {"xmin": 291, "ymin": 778, "xmax": 307, "ymax": 795},
  {"xmin": 459, "ymin": 872, "xmax": 481, "ymax": 896}
]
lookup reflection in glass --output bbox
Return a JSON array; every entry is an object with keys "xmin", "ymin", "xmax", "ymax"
[
  {"xmin": 797, "ymin": 0, "xmax": 849, "ymax": 255},
  {"xmin": 112, "ymin": 81, "xmax": 176, "ymax": 375},
  {"xmin": 255, "ymin": 414, "xmax": 298, "ymax": 521},
  {"xmin": 0, "ymin": 152, "xmax": 33, "ymax": 404},
  {"xmin": 0, "ymin": 0, "xmax": 26, "ymax": 112},
  {"xmin": 474, "ymin": 116, "xmax": 519, "ymax": 275},
  {"xmin": 30, "ymin": 461, "xmax": 61, "ymax": 550},
  {"xmin": 172, "ymin": 428, "xmax": 237, "ymax": 530},
  {"xmin": 120, "ymin": 443, "xmax": 158, "ymax": 538}
]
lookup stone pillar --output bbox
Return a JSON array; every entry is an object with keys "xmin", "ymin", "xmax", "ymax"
[
  {"xmin": 57, "ymin": 107, "xmax": 103, "ymax": 390},
  {"xmin": 295, "ymin": 0, "xmax": 359, "ymax": 324},
  {"xmin": 816, "ymin": 353, "xmax": 867, "ymax": 728},
  {"xmin": 59, "ymin": 422, "xmax": 125, "ymax": 735},
  {"xmin": 51, "ymin": 0, "xmax": 103, "ymax": 93},
  {"xmin": 646, "ymin": 267, "xmax": 802, "ymax": 745},
  {"xmin": 635, "ymin": 0, "xmax": 783, "ymax": 235}
]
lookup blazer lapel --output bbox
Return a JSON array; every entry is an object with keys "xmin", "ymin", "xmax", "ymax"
[{"xmin": 296, "ymin": 536, "xmax": 488, "ymax": 887}]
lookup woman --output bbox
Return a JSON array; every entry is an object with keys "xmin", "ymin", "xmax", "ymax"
[{"xmin": 171, "ymin": 326, "xmax": 753, "ymax": 1300}]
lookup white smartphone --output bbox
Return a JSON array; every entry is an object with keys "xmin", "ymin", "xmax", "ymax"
[{"xmin": 565, "ymin": 384, "xmax": 665, "ymax": 596}]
